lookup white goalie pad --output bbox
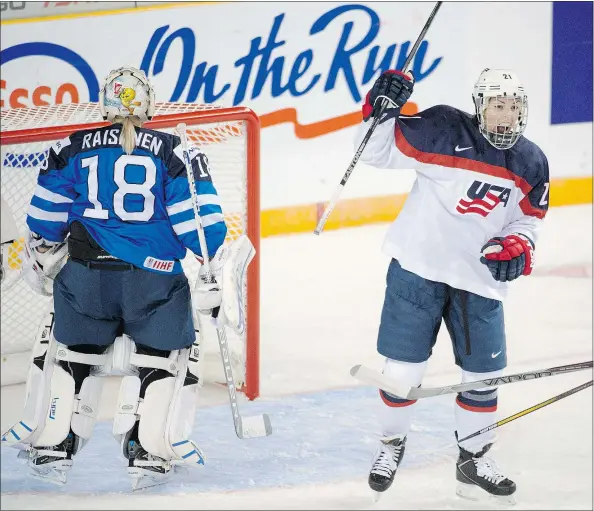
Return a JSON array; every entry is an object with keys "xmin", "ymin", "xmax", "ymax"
[
  {"xmin": 1, "ymin": 311, "xmax": 107, "ymax": 451},
  {"xmin": 112, "ymin": 344, "xmax": 204, "ymax": 466},
  {"xmin": 220, "ymin": 234, "xmax": 255, "ymax": 335}
]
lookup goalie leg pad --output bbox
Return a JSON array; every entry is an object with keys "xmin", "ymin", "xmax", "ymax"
[
  {"xmin": 2, "ymin": 312, "xmax": 109, "ymax": 452},
  {"xmin": 114, "ymin": 344, "xmax": 204, "ymax": 466}
]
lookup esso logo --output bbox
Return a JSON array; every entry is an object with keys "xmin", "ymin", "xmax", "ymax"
[
  {"xmin": 0, "ymin": 80, "xmax": 81, "ymax": 109},
  {"xmin": 0, "ymin": 42, "xmax": 100, "ymax": 109}
]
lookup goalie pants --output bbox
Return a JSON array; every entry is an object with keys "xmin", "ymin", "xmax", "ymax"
[
  {"xmin": 377, "ymin": 259, "xmax": 506, "ymax": 452},
  {"xmin": 52, "ymin": 259, "xmax": 195, "ymax": 351}
]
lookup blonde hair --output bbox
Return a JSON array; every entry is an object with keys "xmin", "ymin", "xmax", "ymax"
[{"xmin": 114, "ymin": 116, "xmax": 143, "ymax": 155}]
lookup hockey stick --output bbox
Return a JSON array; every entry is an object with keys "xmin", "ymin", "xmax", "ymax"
[
  {"xmin": 176, "ymin": 123, "xmax": 272, "ymax": 440},
  {"xmin": 350, "ymin": 360, "xmax": 593, "ymax": 400},
  {"xmin": 457, "ymin": 379, "xmax": 593, "ymax": 443},
  {"xmin": 313, "ymin": 1, "xmax": 442, "ymax": 235}
]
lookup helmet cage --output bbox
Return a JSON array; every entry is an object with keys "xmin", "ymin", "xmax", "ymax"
[
  {"xmin": 472, "ymin": 68, "xmax": 528, "ymax": 150},
  {"xmin": 474, "ymin": 93, "xmax": 528, "ymax": 150}
]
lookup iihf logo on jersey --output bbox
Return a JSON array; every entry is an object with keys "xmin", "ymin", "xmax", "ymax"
[{"xmin": 456, "ymin": 181, "xmax": 511, "ymax": 217}]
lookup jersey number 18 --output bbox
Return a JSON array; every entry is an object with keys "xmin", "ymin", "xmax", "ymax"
[{"xmin": 81, "ymin": 154, "xmax": 156, "ymax": 222}]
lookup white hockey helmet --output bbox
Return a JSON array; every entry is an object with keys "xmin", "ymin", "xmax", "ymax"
[
  {"xmin": 472, "ymin": 68, "xmax": 528, "ymax": 150},
  {"xmin": 99, "ymin": 66, "xmax": 156, "ymax": 123}
]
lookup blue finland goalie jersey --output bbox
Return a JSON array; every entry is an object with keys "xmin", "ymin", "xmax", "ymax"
[{"xmin": 26, "ymin": 124, "xmax": 227, "ymax": 274}]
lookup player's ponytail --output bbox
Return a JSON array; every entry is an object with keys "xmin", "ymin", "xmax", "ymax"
[{"xmin": 115, "ymin": 116, "xmax": 142, "ymax": 155}]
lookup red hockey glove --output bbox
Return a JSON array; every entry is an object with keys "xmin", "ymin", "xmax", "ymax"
[{"xmin": 480, "ymin": 234, "xmax": 535, "ymax": 282}]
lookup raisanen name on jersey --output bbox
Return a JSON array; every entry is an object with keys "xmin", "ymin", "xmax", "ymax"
[{"xmin": 82, "ymin": 128, "xmax": 163, "ymax": 156}]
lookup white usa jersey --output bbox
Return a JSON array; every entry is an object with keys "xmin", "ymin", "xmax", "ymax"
[{"xmin": 356, "ymin": 105, "xmax": 550, "ymax": 301}]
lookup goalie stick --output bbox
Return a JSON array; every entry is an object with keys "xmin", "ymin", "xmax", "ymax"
[
  {"xmin": 177, "ymin": 123, "xmax": 272, "ymax": 440},
  {"xmin": 350, "ymin": 360, "xmax": 593, "ymax": 400}
]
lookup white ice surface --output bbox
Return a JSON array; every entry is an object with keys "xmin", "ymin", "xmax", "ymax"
[{"xmin": 1, "ymin": 204, "xmax": 592, "ymax": 510}]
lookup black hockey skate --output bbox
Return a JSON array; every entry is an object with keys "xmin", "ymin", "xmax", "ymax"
[
  {"xmin": 124, "ymin": 424, "xmax": 174, "ymax": 491},
  {"xmin": 456, "ymin": 442, "xmax": 516, "ymax": 505},
  {"xmin": 20, "ymin": 429, "xmax": 78, "ymax": 485},
  {"xmin": 368, "ymin": 435, "xmax": 407, "ymax": 501}
]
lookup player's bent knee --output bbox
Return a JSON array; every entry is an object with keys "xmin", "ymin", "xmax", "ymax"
[{"xmin": 383, "ymin": 358, "xmax": 428, "ymax": 387}]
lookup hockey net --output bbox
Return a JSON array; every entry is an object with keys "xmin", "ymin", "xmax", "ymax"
[{"xmin": 0, "ymin": 103, "xmax": 260, "ymax": 399}]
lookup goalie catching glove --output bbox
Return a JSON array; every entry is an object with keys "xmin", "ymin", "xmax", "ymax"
[
  {"xmin": 21, "ymin": 230, "xmax": 68, "ymax": 296},
  {"xmin": 192, "ymin": 234, "xmax": 255, "ymax": 335}
]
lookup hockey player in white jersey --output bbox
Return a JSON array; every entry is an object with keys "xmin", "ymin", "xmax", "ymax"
[
  {"xmin": 1, "ymin": 66, "xmax": 254, "ymax": 490},
  {"xmin": 356, "ymin": 68, "xmax": 549, "ymax": 502}
]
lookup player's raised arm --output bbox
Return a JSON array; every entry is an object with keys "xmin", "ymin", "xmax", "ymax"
[
  {"xmin": 354, "ymin": 71, "xmax": 415, "ymax": 168},
  {"xmin": 354, "ymin": 72, "xmax": 454, "ymax": 172}
]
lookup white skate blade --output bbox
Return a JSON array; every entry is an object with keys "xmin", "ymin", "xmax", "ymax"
[
  {"xmin": 237, "ymin": 414, "xmax": 272, "ymax": 439},
  {"xmin": 19, "ymin": 447, "xmax": 72, "ymax": 486},
  {"xmin": 29, "ymin": 468, "xmax": 68, "ymax": 486},
  {"xmin": 28, "ymin": 460, "xmax": 72, "ymax": 486},
  {"xmin": 456, "ymin": 482, "xmax": 516, "ymax": 506},
  {"xmin": 130, "ymin": 475, "xmax": 169, "ymax": 491},
  {"xmin": 371, "ymin": 490, "xmax": 383, "ymax": 503},
  {"xmin": 128, "ymin": 467, "xmax": 171, "ymax": 491}
]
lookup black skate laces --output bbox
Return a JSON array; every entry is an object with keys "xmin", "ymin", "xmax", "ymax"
[{"xmin": 371, "ymin": 442, "xmax": 403, "ymax": 478}]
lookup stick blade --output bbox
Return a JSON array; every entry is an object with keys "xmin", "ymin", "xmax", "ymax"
[
  {"xmin": 238, "ymin": 414, "xmax": 272, "ymax": 439},
  {"xmin": 350, "ymin": 365, "xmax": 362, "ymax": 378},
  {"xmin": 350, "ymin": 364, "xmax": 413, "ymax": 399}
]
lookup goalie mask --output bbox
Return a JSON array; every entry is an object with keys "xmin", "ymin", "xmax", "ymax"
[
  {"xmin": 99, "ymin": 66, "xmax": 156, "ymax": 123},
  {"xmin": 472, "ymin": 69, "xmax": 528, "ymax": 150}
]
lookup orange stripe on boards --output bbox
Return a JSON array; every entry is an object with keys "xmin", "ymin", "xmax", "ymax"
[
  {"xmin": 260, "ymin": 193, "xmax": 409, "ymax": 237},
  {"xmin": 549, "ymin": 177, "xmax": 593, "ymax": 207},
  {"xmin": 259, "ymin": 103, "xmax": 419, "ymax": 139},
  {"xmin": 259, "ymin": 176, "xmax": 592, "ymax": 238}
]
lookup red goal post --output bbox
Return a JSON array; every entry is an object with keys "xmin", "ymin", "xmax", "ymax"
[{"xmin": 0, "ymin": 103, "xmax": 261, "ymax": 400}]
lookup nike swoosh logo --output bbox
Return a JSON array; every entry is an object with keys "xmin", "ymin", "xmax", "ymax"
[
  {"xmin": 455, "ymin": 145, "xmax": 473, "ymax": 152},
  {"xmin": 491, "ymin": 351, "xmax": 502, "ymax": 358}
]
